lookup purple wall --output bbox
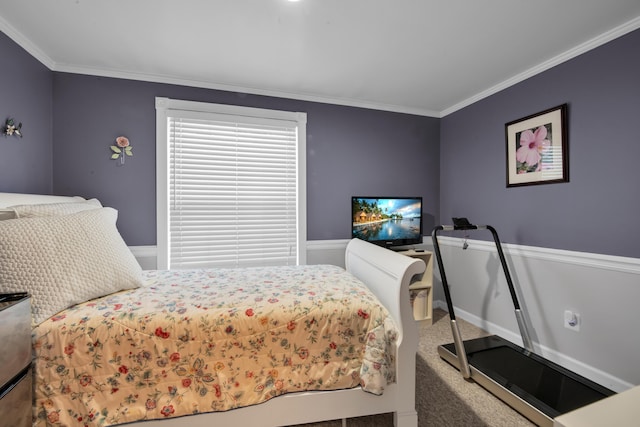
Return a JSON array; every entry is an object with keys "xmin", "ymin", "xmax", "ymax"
[
  {"xmin": 440, "ymin": 29, "xmax": 640, "ymax": 258},
  {"xmin": 0, "ymin": 32, "xmax": 53, "ymax": 193},
  {"xmin": 51, "ymin": 74, "xmax": 440, "ymax": 245},
  {"xmin": 5, "ymin": 26, "xmax": 639, "ymax": 258}
]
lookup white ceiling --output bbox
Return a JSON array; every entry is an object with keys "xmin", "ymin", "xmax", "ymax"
[{"xmin": 1, "ymin": 0, "xmax": 640, "ymax": 117}]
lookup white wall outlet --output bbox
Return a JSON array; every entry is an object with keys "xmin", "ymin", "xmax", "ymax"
[{"xmin": 564, "ymin": 310, "xmax": 580, "ymax": 331}]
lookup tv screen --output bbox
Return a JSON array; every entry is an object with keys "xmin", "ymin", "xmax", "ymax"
[{"xmin": 351, "ymin": 197, "xmax": 423, "ymax": 248}]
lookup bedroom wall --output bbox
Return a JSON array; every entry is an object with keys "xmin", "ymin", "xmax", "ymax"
[
  {"xmin": 51, "ymin": 73, "xmax": 440, "ymax": 246},
  {"xmin": 439, "ymin": 28, "xmax": 640, "ymax": 260},
  {"xmin": 0, "ymin": 32, "xmax": 53, "ymax": 194},
  {"xmin": 2, "ymin": 24, "xmax": 639, "ymax": 390},
  {"xmin": 435, "ymin": 28, "xmax": 640, "ymax": 390}
]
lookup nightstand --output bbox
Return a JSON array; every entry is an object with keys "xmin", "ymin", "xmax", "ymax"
[
  {"xmin": 0, "ymin": 293, "xmax": 32, "ymax": 427},
  {"xmin": 554, "ymin": 385, "xmax": 640, "ymax": 427}
]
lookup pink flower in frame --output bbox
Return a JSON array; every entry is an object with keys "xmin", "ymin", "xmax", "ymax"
[{"xmin": 515, "ymin": 125, "xmax": 550, "ymax": 171}]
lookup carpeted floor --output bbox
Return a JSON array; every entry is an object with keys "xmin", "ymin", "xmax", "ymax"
[{"xmin": 291, "ymin": 309, "xmax": 535, "ymax": 427}]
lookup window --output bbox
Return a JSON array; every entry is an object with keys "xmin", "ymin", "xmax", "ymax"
[{"xmin": 156, "ymin": 97, "xmax": 306, "ymax": 269}]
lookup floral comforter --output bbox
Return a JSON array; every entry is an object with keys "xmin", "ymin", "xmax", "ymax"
[{"xmin": 33, "ymin": 265, "xmax": 398, "ymax": 426}]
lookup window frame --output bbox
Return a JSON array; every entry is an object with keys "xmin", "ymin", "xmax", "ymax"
[{"xmin": 155, "ymin": 97, "xmax": 307, "ymax": 269}]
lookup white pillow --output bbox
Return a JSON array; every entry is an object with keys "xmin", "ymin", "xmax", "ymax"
[
  {"xmin": 10, "ymin": 199, "xmax": 102, "ymax": 218},
  {"xmin": 0, "ymin": 209, "xmax": 15, "ymax": 221},
  {"xmin": 0, "ymin": 207, "xmax": 143, "ymax": 325}
]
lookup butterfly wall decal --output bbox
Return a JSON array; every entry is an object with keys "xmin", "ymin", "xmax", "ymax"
[{"xmin": 3, "ymin": 118, "xmax": 22, "ymax": 138}]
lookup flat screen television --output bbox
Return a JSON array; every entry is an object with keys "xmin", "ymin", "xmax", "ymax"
[{"xmin": 351, "ymin": 196, "xmax": 423, "ymax": 248}]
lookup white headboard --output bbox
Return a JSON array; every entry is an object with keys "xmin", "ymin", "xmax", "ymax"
[{"xmin": 0, "ymin": 192, "xmax": 84, "ymax": 209}]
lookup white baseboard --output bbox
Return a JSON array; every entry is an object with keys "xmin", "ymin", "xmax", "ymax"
[
  {"xmin": 433, "ymin": 300, "xmax": 635, "ymax": 393},
  {"xmin": 431, "ymin": 236, "xmax": 640, "ymax": 392},
  {"xmin": 434, "ymin": 299, "xmax": 634, "ymax": 392}
]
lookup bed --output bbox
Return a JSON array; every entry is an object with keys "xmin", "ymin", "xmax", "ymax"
[{"xmin": 0, "ymin": 192, "xmax": 424, "ymax": 427}]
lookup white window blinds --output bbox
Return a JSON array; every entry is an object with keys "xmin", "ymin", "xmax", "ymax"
[{"xmin": 156, "ymin": 98, "xmax": 307, "ymax": 269}]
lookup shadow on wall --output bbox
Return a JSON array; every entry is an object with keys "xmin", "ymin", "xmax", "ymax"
[{"xmin": 423, "ymin": 213, "xmax": 436, "ymax": 237}]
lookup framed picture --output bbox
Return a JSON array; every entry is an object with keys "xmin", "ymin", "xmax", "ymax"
[{"xmin": 505, "ymin": 104, "xmax": 568, "ymax": 187}]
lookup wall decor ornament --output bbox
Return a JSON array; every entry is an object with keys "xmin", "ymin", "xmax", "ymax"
[
  {"xmin": 3, "ymin": 118, "xmax": 22, "ymax": 138},
  {"xmin": 505, "ymin": 104, "xmax": 568, "ymax": 187},
  {"xmin": 110, "ymin": 136, "xmax": 133, "ymax": 165}
]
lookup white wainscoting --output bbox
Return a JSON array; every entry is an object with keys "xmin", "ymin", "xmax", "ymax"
[
  {"xmin": 430, "ymin": 236, "xmax": 639, "ymax": 393},
  {"xmin": 130, "ymin": 238, "xmax": 639, "ymax": 392},
  {"xmin": 130, "ymin": 241, "xmax": 353, "ymax": 271},
  {"xmin": 129, "ymin": 246, "xmax": 158, "ymax": 270}
]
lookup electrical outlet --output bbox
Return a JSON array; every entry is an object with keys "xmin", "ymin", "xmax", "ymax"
[{"xmin": 564, "ymin": 310, "xmax": 580, "ymax": 331}]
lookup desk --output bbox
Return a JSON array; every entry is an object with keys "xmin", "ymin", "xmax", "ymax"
[{"xmin": 553, "ymin": 385, "xmax": 640, "ymax": 427}]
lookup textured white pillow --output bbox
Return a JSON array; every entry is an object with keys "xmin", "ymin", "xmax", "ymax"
[
  {"xmin": 0, "ymin": 207, "xmax": 143, "ymax": 325},
  {"xmin": 10, "ymin": 199, "xmax": 102, "ymax": 218},
  {"xmin": 0, "ymin": 209, "xmax": 16, "ymax": 221}
]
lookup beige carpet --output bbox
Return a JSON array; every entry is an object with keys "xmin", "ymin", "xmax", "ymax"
[{"xmin": 292, "ymin": 309, "xmax": 535, "ymax": 427}]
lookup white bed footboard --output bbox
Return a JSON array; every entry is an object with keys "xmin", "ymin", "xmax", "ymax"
[
  {"xmin": 345, "ymin": 238, "xmax": 425, "ymax": 426},
  {"xmin": 345, "ymin": 238, "xmax": 424, "ymax": 348}
]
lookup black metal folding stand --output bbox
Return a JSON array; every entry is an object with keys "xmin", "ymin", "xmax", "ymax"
[{"xmin": 432, "ymin": 219, "xmax": 615, "ymax": 426}]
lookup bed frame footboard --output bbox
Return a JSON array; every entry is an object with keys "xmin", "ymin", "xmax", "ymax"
[{"xmin": 345, "ymin": 238, "xmax": 424, "ymax": 426}]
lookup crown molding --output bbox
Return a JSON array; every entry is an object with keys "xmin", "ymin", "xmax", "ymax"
[
  {"xmin": 441, "ymin": 15, "xmax": 640, "ymax": 117},
  {"xmin": 0, "ymin": 15, "xmax": 55, "ymax": 69},
  {"xmin": 3, "ymin": 13, "xmax": 640, "ymax": 119}
]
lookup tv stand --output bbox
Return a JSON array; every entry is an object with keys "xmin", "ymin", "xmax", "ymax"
[{"xmin": 396, "ymin": 249, "xmax": 433, "ymax": 325}]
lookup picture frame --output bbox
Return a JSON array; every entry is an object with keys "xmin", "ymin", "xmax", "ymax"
[{"xmin": 505, "ymin": 104, "xmax": 568, "ymax": 187}]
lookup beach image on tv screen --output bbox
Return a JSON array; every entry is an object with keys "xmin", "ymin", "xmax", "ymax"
[{"xmin": 352, "ymin": 198, "xmax": 421, "ymax": 242}]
